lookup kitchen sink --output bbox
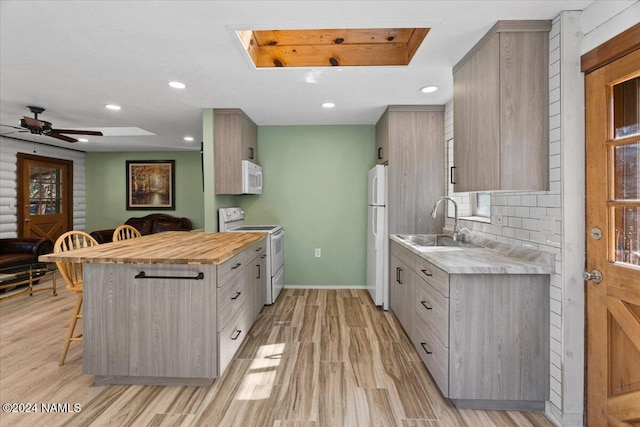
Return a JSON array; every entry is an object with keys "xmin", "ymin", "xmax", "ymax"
[{"xmin": 396, "ymin": 234, "xmax": 479, "ymax": 248}]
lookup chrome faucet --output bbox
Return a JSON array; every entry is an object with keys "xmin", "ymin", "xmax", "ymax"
[{"xmin": 431, "ymin": 196, "xmax": 461, "ymax": 241}]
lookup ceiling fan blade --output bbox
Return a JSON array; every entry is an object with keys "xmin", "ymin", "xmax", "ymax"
[
  {"xmin": 1, "ymin": 131, "xmax": 28, "ymax": 136},
  {"xmin": 47, "ymin": 133, "xmax": 78, "ymax": 143},
  {"xmin": 1, "ymin": 123, "xmax": 24, "ymax": 130},
  {"xmin": 50, "ymin": 128, "xmax": 103, "ymax": 136}
]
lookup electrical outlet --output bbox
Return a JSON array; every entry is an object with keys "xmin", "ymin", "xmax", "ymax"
[{"xmin": 315, "ymin": 248, "xmax": 321, "ymax": 257}]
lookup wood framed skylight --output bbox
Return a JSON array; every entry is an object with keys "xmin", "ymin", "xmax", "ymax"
[{"xmin": 236, "ymin": 28, "xmax": 430, "ymax": 68}]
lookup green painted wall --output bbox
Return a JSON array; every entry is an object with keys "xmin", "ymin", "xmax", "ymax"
[
  {"xmin": 85, "ymin": 151, "xmax": 205, "ymax": 231},
  {"xmin": 239, "ymin": 125, "xmax": 376, "ymax": 287}
]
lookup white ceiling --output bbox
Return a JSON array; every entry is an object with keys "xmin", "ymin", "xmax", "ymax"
[{"xmin": 0, "ymin": 0, "xmax": 597, "ymax": 152}]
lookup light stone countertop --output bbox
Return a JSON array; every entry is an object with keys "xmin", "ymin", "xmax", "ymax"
[{"xmin": 390, "ymin": 234, "xmax": 554, "ymax": 275}]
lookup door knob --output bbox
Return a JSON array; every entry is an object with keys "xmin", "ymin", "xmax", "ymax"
[{"xmin": 583, "ymin": 269, "xmax": 603, "ymax": 284}]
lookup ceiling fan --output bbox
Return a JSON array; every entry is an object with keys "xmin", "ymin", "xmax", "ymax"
[{"xmin": 0, "ymin": 106, "xmax": 103, "ymax": 142}]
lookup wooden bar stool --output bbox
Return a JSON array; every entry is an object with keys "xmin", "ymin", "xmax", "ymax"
[
  {"xmin": 54, "ymin": 230, "xmax": 98, "ymax": 366},
  {"xmin": 112, "ymin": 224, "xmax": 142, "ymax": 241}
]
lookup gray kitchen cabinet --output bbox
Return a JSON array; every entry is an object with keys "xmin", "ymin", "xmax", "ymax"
[
  {"xmin": 453, "ymin": 21, "xmax": 551, "ymax": 192},
  {"xmin": 378, "ymin": 105, "xmax": 445, "ymax": 234},
  {"xmin": 214, "ymin": 108, "xmax": 258, "ymax": 195},
  {"xmin": 389, "ymin": 241, "xmax": 415, "ymax": 337},
  {"xmin": 391, "ymin": 239, "xmax": 550, "ymax": 410},
  {"xmin": 82, "ymin": 238, "xmax": 267, "ymax": 384},
  {"xmin": 375, "ymin": 108, "xmax": 389, "ymax": 164}
]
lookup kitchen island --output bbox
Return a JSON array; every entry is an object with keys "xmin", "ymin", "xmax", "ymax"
[{"xmin": 40, "ymin": 231, "xmax": 267, "ymax": 386}]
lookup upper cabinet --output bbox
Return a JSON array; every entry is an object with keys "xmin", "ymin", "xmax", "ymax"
[
  {"xmin": 214, "ymin": 109, "xmax": 258, "ymax": 195},
  {"xmin": 375, "ymin": 110, "xmax": 389, "ymax": 164},
  {"xmin": 453, "ymin": 21, "xmax": 551, "ymax": 192},
  {"xmin": 378, "ymin": 105, "xmax": 445, "ymax": 235}
]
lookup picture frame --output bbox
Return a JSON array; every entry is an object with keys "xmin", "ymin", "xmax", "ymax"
[{"xmin": 126, "ymin": 160, "xmax": 175, "ymax": 210}]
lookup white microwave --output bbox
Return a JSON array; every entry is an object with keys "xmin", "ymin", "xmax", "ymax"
[{"xmin": 242, "ymin": 160, "xmax": 262, "ymax": 194}]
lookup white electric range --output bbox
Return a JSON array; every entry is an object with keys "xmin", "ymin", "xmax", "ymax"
[{"xmin": 218, "ymin": 207, "xmax": 284, "ymax": 304}]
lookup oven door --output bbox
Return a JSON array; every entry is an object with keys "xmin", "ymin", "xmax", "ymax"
[
  {"xmin": 270, "ymin": 229, "xmax": 284, "ymax": 274},
  {"xmin": 272, "ymin": 265, "xmax": 284, "ymax": 303}
]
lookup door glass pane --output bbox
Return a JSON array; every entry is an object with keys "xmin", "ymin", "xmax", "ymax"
[
  {"xmin": 29, "ymin": 165, "xmax": 63, "ymax": 215},
  {"xmin": 613, "ymin": 76, "xmax": 640, "ymax": 139},
  {"xmin": 614, "ymin": 206, "xmax": 639, "ymax": 265},
  {"xmin": 614, "ymin": 142, "xmax": 640, "ymax": 199}
]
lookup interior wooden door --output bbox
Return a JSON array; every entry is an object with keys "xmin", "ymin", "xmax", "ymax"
[
  {"xmin": 585, "ymin": 48, "xmax": 640, "ymax": 426},
  {"xmin": 17, "ymin": 154, "xmax": 73, "ymax": 242}
]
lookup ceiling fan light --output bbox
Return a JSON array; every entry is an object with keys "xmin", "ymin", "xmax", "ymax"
[{"xmin": 105, "ymin": 104, "xmax": 121, "ymax": 110}]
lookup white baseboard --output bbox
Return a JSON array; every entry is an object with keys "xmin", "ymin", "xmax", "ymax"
[
  {"xmin": 545, "ymin": 401, "xmax": 583, "ymax": 427},
  {"xmin": 284, "ymin": 284, "xmax": 366, "ymax": 290}
]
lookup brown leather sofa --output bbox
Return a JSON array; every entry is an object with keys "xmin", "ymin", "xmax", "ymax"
[
  {"xmin": 90, "ymin": 214, "xmax": 193, "ymax": 244},
  {"xmin": 0, "ymin": 237, "xmax": 54, "ymax": 269}
]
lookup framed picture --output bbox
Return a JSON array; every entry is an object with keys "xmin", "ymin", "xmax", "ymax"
[{"xmin": 126, "ymin": 160, "xmax": 175, "ymax": 210}]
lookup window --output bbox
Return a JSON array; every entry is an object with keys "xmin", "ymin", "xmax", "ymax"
[{"xmin": 473, "ymin": 192, "xmax": 491, "ymax": 218}]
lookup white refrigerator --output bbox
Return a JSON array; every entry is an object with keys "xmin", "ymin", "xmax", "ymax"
[{"xmin": 366, "ymin": 164, "xmax": 388, "ymax": 310}]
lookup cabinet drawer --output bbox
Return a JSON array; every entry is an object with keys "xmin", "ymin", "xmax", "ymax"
[
  {"xmin": 415, "ymin": 256, "xmax": 449, "ymax": 297},
  {"xmin": 218, "ymin": 302, "xmax": 250, "ymax": 375},
  {"xmin": 414, "ymin": 317, "xmax": 449, "ymax": 396},
  {"xmin": 217, "ymin": 240, "xmax": 265, "ymax": 286},
  {"xmin": 217, "ymin": 272, "xmax": 246, "ymax": 332},
  {"xmin": 415, "ymin": 277, "xmax": 449, "ymax": 348},
  {"xmin": 390, "ymin": 240, "xmax": 416, "ymax": 270}
]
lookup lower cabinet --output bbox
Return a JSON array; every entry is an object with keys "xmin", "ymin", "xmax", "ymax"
[
  {"xmin": 83, "ymin": 238, "xmax": 268, "ymax": 384},
  {"xmin": 83, "ymin": 263, "xmax": 218, "ymax": 381},
  {"xmin": 216, "ymin": 241, "xmax": 266, "ymax": 375},
  {"xmin": 390, "ymin": 239, "xmax": 550, "ymax": 410}
]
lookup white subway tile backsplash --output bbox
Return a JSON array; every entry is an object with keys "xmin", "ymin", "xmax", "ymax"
[
  {"xmin": 523, "ymin": 218, "xmax": 540, "ymax": 231},
  {"xmin": 515, "ymin": 228, "xmax": 531, "ymax": 240},
  {"xmin": 522, "ymin": 195, "xmax": 538, "ymax": 206},
  {"xmin": 515, "ymin": 206, "xmax": 531, "ymax": 217},
  {"xmin": 550, "ymin": 113, "xmax": 561, "ymax": 130},
  {"xmin": 507, "ymin": 195, "xmax": 522, "ymax": 205}
]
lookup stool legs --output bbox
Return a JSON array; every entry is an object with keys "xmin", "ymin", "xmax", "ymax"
[{"xmin": 59, "ymin": 291, "xmax": 83, "ymax": 366}]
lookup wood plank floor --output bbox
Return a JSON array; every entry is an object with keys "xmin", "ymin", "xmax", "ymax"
[{"xmin": 0, "ymin": 277, "xmax": 557, "ymax": 426}]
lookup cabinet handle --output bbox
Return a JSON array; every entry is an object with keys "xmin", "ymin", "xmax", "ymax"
[
  {"xmin": 398, "ymin": 267, "xmax": 403, "ymax": 284},
  {"xmin": 420, "ymin": 342, "xmax": 433, "ymax": 354},
  {"xmin": 377, "ymin": 147, "xmax": 383, "ymax": 160},
  {"xmin": 450, "ymin": 166, "xmax": 456, "ymax": 185},
  {"xmin": 134, "ymin": 271, "xmax": 204, "ymax": 280},
  {"xmin": 420, "ymin": 300, "xmax": 432, "ymax": 310},
  {"xmin": 231, "ymin": 291, "xmax": 242, "ymax": 300},
  {"xmin": 260, "ymin": 254, "xmax": 266, "ymax": 259},
  {"xmin": 256, "ymin": 264, "xmax": 261, "ymax": 279},
  {"xmin": 231, "ymin": 330, "xmax": 242, "ymax": 340},
  {"xmin": 249, "ymin": 147, "xmax": 254, "ymax": 160},
  {"xmin": 231, "ymin": 263, "xmax": 242, "ymax": 270},
  {"xmin": 255, "ymin": 247, "xmax": 262, "ymax": 252},
  {"xmin": 421, "ymin": 269, "xmax": 432, "ymax": 277}
]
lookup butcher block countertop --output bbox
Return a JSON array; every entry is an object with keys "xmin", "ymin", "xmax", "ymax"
[{"xmin": 39, "ymin": 231, "xmax": 267, "ymax": 265}]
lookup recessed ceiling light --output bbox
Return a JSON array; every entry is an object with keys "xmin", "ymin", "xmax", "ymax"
[
  {"xmin": 77, "ymin": 138, "xmax": 89, "ymax": 142},
  {"xmin": 420, "ymin": 85, "xmax": 438, "ymax": 93},
  {"xmin": 169, "ymin": 81, "xmax": 186, "ymax": 89},
  {"xmin": 184, "ymin": 136, "xmax": 194, "ymax": 142},
  {"xmin": 322, "ymin": 102, "xmax": 335, "ymax": 108},
  {"xmin": 105, "ymin": 104, "xmax": 121, "ymax": 110}
]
